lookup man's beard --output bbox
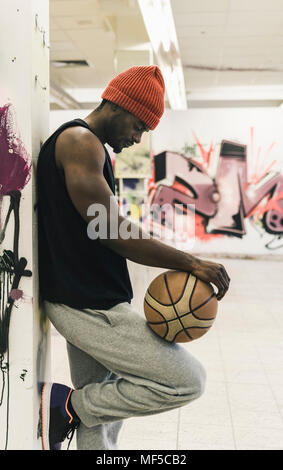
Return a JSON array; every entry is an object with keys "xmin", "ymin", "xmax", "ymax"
[{"xmin": 113, "ymin": 144, "xmax": 122, "ymax": 154}]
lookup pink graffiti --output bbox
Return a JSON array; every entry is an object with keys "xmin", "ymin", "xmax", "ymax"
[
  {"xmin": 0, "ymin": 103, "xmax": 31, "ymax": 195},
  {"xmin": 249, "ymin": 127, "xmax": 276, "ymax": 184},
  {"xmin": 192, "ymin": 131, "xmax": 214, "ymax": 170},
  {"xmin": 150, "ymin": 137, "xmax": 283, "ymax": 242},
  {"xmin": 0, "ymin": 104, "xmax": 32, "ymax": 359},
  {"xmin": 0, "ymin": 103, "xmax": 32, "ymax": 246},
  {"xmin": 9, "ymin": 288, "xmax": 23, "ymax": 300}
]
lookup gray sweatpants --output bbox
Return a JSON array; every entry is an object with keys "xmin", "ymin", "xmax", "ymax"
[{"xmin": 43, "ymin": 300, "xmax": 206, "ymax": 450}]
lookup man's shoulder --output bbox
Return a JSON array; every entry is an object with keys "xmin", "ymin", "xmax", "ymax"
[
  {"xmin": 56, "ymin": 124, "xmax": 102, "ymax": 148},
  {"xmin": 55, "ymin": 124, "xmax": 105, "ymax": 170}
]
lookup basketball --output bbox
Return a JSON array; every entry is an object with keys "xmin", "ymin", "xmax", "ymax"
[{"xmin": 144, "ymin": 270, "xmax": 218, "ymax": 343}]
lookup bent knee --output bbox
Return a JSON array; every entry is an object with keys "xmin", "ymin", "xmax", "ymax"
[{"xmin": 175, "ymin": 361, "xmax": 207, "ymax": 403}]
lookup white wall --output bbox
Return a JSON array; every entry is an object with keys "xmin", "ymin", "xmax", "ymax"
[
  {"xmin": 49, "ymin": 108, "xmax": 94, "ymax": 134},
  {"xmin": 0, "ymin": 0, "xmax": 50, "ymax": 449}
]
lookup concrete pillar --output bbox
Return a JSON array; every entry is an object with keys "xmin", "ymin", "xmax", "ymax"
[{"xmin": 0, "ymin": 0, "xmax": 50, "ymax": 450}]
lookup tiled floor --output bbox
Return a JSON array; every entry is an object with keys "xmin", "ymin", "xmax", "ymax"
[{"xmin": 50, "ymin": 257, "xmax": 283, "ymax": 450}]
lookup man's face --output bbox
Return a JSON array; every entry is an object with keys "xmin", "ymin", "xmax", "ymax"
[{"xmin": 107, "ymin": 107, "xmax": 150, "ymax": 154}]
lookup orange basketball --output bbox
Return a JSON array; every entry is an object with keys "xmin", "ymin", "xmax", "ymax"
[{"xmin": 144, "ymin": 270, "xmax": 218, "ymax": 343}]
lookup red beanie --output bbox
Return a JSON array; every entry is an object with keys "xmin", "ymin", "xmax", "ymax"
[{"xmin": 101, "ymin": 65, "xmax": 165, "ymax": 130}]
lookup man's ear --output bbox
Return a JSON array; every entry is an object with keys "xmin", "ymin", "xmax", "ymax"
[
  {"xmin": 109, "ymin": 102, "xmax": 128, "ymax": 116},
  {"xmin": 109, "ymin": 102, "xmax": 119, "ymax": 112}
]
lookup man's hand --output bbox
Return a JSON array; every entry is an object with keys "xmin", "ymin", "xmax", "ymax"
[{"xmin": 191, "ymin": 258, "xmax": 230, "ymax": 301}]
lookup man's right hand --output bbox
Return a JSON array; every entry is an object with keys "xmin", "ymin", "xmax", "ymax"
[{"xmin": 190, "ymin": 258, "xmax": 231, "ymax": 301}]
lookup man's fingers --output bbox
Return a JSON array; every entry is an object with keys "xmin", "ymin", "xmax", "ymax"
[
  {"xmin": 216, "ymin": 269, "xmax": 229, "ymax": 300},
  {"xmin": 216, "ymin": 283, "xmax": 225, "ymax": 300},
  {"xmin": 193, "ymin": 260, "xmax": 231, "ymax": 301},
  {"xmin": 220, "ymin": 265, "xmax": 231, "ymax": 285}
]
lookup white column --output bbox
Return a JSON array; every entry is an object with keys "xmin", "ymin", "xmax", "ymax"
[{"xmin": 0, "ymin": 0, "xmax": 50, "ymax": 450}]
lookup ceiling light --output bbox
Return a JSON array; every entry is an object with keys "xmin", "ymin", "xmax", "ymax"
[
  {"xmin": 137, "ymin": 0, "xmax": 187, "ymax": 110},
  {"xmin": 51, "ymin": 60, "xmax": 90, "ymax": 68}
]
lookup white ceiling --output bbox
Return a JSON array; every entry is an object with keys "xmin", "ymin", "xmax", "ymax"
[{"xmin": 49, "ymin": 0, "xmax": 283, "ymax": 110}]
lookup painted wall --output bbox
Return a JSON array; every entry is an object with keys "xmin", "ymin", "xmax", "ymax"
[
  {"xmin": 0, "ymin": 0, "xmax": 50, "ymax": 449},
  {"xmin": 151, "ymin": 107, "xmax": 283, "ymax": 256}
]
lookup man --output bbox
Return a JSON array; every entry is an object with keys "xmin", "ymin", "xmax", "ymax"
[{"xmin": 37, "ymin": 66, "xmax": 230, "ymax": 450}]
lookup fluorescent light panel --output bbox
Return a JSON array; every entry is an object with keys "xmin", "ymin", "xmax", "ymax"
[{"xmin": 137, "ymin": 0, "xmax": 187, "ymax": 110}]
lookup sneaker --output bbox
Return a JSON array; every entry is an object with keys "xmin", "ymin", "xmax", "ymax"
[{"xmin": 40, "ymin": 382, "xmax": 80, "ymax": 450}]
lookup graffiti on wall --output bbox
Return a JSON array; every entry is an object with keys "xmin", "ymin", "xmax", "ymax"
[
  {"xmin": 0, "ymin": 103, "xmax": 32, "ymax": 448},
  {"xmin": 149, "ymin": 129, "xmax": 283, "ymax": 250}
]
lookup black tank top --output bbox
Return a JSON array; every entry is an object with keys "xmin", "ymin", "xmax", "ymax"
[{"xmin": 36, "ymin": 118, "xmax": 133, "ymax": 310}]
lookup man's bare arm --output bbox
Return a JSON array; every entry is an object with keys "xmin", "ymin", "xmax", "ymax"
[{"xmin": 56, "ymin": 129, "xmax": 230, "ymax": 300}]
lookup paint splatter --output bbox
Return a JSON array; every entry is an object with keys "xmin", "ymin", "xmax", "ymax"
[
  {"xmin": 0, "ymin": 103, "xmax": 31, "ymax": 195},
  {"xmin": 192, "ymin": 130, "xmax": 214, "ymax": 171},
  {"xmin": 194, "ymin": 213, "xmax": 223, "ymax": 242},
  {"xmin": 248, "ymin": 191, "xmax": 283, "ymax": 221},
  {"xmin": 248, "ymin": 127, "xmax": 277, "ymax": 185},
  {"xmin": 9, "ymin": 288, "xmax": 23, "ymax": 301}
]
